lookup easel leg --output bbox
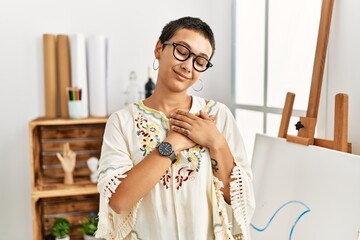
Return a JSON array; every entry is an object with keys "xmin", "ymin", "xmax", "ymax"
[
  {"xmin": 333, "ymin": 93, "xmax": 351, "ymax": 153},
  {"xmin": 278, "ymin": 92, "xmax": 295, "ymax": 138}
]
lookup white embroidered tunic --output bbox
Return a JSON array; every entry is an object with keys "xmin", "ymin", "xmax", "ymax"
[{"xmin": 96, "ymin": 96, "xmax": 255, "ymax": 240}]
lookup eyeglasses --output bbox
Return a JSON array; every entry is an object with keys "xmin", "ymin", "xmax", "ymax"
[{"xmin": 163, "ymin": 41, "xmax": 213, "ymax": 72}]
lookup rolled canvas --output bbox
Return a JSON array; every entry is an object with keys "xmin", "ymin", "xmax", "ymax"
[
  {"xmin": 70, "ymin": 34, "xmax": 89, "ymax": 118},
  {"xmin": 86, "ymin": 35, "xmax": 108, "ymax": 117}
]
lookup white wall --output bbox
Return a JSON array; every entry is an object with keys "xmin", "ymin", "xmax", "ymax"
[
  {"xmin": 3, "ymin": 0, "xmax": 358, "ymax": 239},
  {"xmin": 327, "ymin": 0, "xmax": 360, "ymax": 154},
  {"xmin": 0, "ymin": 0, "xmax": 232, "ymax": 238}
]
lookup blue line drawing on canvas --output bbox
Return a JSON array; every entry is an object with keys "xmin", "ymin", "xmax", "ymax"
[{"xmin": 250, "ymin": 200, "xmax": 311, "ymax": 240}]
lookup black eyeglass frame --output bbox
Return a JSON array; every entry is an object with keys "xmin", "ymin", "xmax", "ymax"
[{"xmin": 163, "ymin": 41, "xmax": 213, "ymax": 72}]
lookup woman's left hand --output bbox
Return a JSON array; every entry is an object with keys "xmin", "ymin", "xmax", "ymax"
[{"xmin": 169, "ymin": 110, "xmax": 223, "ymax": 149}]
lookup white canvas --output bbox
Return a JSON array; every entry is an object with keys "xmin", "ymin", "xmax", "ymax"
[{"xmin": 250, "ymin": 134, "xmax": 360, "ymax": 240}]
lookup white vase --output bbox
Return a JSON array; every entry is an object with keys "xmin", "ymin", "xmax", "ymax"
[
  {"xmin": 83, "ymin": 234, "xmax": 105, "ymax": 240},
  {"xmin": 55, "ymin": 236, "xmax": 70, "ymax": 240}
]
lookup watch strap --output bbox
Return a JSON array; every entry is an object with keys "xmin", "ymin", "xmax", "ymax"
[{"xmin": 168, "ymin": 151, "xmax": 177, "ymax": 164}]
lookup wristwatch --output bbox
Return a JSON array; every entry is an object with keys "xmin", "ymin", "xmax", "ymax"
[{"xmin": 157, "ymin": 141, "xmax": 177, "ymax": 164}]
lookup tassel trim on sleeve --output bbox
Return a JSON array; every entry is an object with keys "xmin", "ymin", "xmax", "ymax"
[
  {"xmin": 229, "ymin": 164, "xmax": 251, "ymax": 240},
  {"xmin": 213, "ymin": 176, "xmax": 235, "ymax": 240},
  {"xmin": 213, "ymin": 162, "xmax": 254, "ymax": 240},
  {"xmin": 95, "ymin": 166, "xmax": 142, "ymax": 239}
]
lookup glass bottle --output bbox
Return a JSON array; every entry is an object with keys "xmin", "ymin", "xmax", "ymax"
[
  {"xmin": 124, "ymin": 71, "xmax": 143, "ymax": 106},
  {"xmin": 145, "ymin": 66, "xmax": 155, "ymax": 98}
]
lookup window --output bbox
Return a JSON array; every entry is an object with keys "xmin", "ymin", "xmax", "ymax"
[{"xmin": 233, "ymin": 0, "xmax": 322, "ymax": 161}]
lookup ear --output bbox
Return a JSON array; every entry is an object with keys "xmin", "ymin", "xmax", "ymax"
[{"xmin": 154, "ymin": 40, "xmax": 162, "ymax": 59}]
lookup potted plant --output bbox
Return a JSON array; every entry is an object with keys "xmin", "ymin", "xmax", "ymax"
[
  {"xmin": 51, "ymin": 218, "xmax": 71, "ymax": 240},
  {"xmin": 80, "ymin": 216, "xmax": 104, "ymax": 240}
]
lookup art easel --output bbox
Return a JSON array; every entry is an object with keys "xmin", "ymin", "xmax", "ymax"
[{"xmin": 278, "ymin": 0, "xmax": 352, "ymax": 153}]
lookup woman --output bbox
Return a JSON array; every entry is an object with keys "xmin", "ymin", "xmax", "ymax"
[{"xmin": 96, "ymin": 16, "xmax": 255, "ymax": 240}]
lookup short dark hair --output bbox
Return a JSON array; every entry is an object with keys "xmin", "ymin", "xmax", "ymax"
[{"xmin": 159, "ymin": 16, "xmax": 216, "ymax": 59}]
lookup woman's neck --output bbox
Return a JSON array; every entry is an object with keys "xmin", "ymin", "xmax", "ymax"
[{"xmin": 143, "ymin": 91, "xmax": 192, "ymax": 117}]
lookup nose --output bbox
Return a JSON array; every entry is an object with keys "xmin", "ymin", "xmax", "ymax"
[{"xmin": 180, "ymin": 56, "xmax": 193, "ymax": 72}]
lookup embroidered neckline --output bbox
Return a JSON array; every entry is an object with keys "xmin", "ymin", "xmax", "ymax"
[
  {"xmin": 203, "ymin": 99, "xmax": 216, "ymax": 114},
  {"xmin": 137, "ymin": 96, "xmax": 216, "ymax": 116},
  {"xmin": 134, "ymin": 102, "xmax": 169, "ymax": 130},
  {"xmin": 137, "ymin": 100, "xmax": 169, "ymax": 120}
]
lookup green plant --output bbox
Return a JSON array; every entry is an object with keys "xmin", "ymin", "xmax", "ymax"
[
  {"xmin": 51, "ymin": 218, "xmax": 71, "ymax": 238},
  {"xmin": 80, "ymin": 216, "xmax": 99, "ymax": 236}
]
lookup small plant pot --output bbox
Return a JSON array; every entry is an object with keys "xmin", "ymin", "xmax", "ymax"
[{"xmin": 83, "ymin": 235, "xmax": 104, "ymax": 240}]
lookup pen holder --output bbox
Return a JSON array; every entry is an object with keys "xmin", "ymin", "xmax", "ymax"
[{"xmin": 68, "ymin": 100, "xmax": 83, "ymax": 119}]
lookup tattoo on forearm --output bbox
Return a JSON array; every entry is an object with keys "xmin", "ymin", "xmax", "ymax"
[{"xmin": 211, "ymin": 158, "xmax": 219, "ymax": 173}]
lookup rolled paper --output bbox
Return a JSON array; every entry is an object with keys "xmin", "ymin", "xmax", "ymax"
[
  {"xmin": 43, "ymin": 34, "xmax": 58, "ymax": 118},
  {"xmin": 57, "ymin": 34, "xmax": 72, "ymax": 118}
]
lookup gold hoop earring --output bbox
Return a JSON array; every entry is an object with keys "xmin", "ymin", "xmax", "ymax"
[
  {"xmin": 192, "ymin": 79, "xmax": 204, "ymax": 92},
  {"xmin": 153, "ymin": 58, "xmax": 159, "ymax": 70}
]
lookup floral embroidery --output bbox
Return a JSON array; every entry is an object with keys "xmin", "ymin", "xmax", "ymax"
[
  {"xmin": 175, "ymin": 166, "xmax": 194, "ymax": 190},
  {"xmin": 160, "ymin": 168, "xmax": 195, "ymax": 190},
  {"xmin": 160, "ymin": 146, "xmax": 207, "ymax": 190},
  {"xmin": 135, "ymin": 113, "xmax": 161, "ymax": 156},
  {"xmin": 160, "ymin": 170, "xmax": 171, "ymax": 189},
  {"xmin": 186, "ymin": 145, "xmax": 206, "ymax": 172}
]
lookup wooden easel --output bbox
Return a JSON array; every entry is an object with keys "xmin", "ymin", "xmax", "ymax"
[{"xmin": 278, "ymin": 0, "xmax": 352, "ymax": 153}]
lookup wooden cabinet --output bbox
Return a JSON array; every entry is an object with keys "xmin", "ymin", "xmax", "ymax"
[{"xmin": 29, "ymin": 117, "xmax": 107, "ymax": 240}]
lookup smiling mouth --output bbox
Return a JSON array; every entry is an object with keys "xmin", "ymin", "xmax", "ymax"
[{"xmin": 174, "ymin": 70, "xmax": 189, "ymax": 80}]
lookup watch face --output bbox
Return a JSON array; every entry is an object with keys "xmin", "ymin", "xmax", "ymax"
[{"xmin": 158, "ymin": 142, "xmax": 172, "ymax": 156}]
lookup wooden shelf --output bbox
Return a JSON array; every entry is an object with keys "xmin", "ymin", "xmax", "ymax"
[
  {"xmin": 29, "ymin": 117, "xmax": 107, "ymax": 240},
  {"xmin": 29, "ymin": 116, "xmax": 108, "ymax": 128},
  {"xmin": 32, "ymin": 185, "xmax": 98, "ymax": 200}
]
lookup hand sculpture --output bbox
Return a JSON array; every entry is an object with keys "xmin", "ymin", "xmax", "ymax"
[{"xmin": 56, "ymin": 142, "xmax": 76, "ymax": 184}]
